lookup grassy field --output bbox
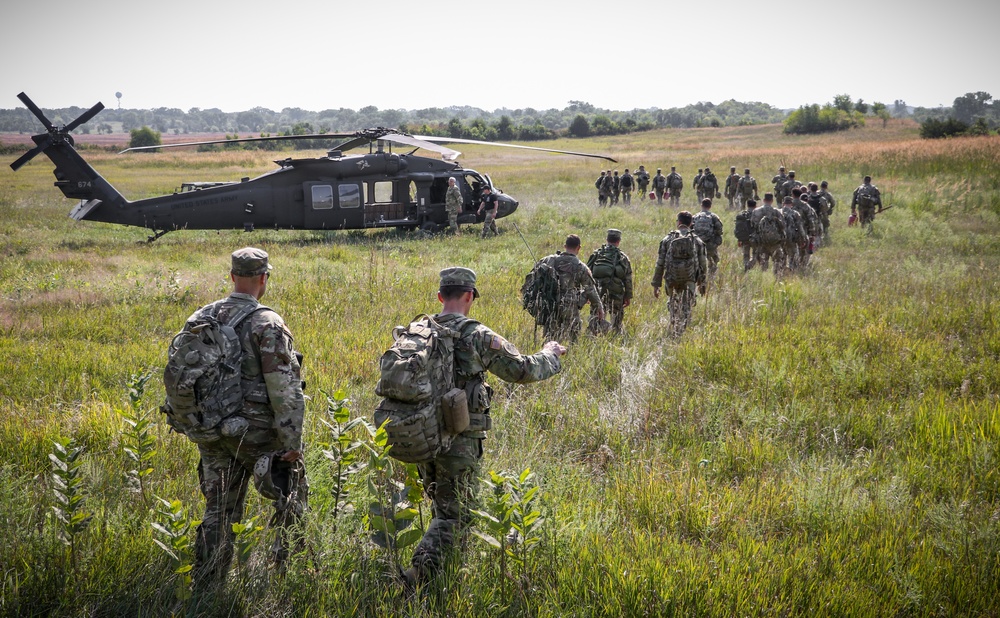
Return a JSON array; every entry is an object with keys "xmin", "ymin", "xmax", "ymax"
[{"xmin": 1, "ymin": 120, "xmax": 999, "ymax": 617}]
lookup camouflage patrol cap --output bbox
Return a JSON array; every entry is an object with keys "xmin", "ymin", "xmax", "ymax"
[
  {"xmin": 821, "ymin": 180, "xmax": 829, "ymax": 187},
  {"xmin": 731, "ymin": 166, "xmax": 737, "ymax": 171},
  {"xmin": 607, "ymin": 228, "xmax": 622, "ymax": 242},
  {"xmin": 779, "ymin": 166, "xmax": 785, "ymax": 171},
  {"xmin": 439, "ymin": 266, "xmax": 480, "ymax": 298},
  {"xmin": 745, "ymin": 168, "xmax": 750, "ymax": 174},
  {"xmin": 231, "ymin": 247, "xmax": 273, "ymax": 277},
  {"xmin": 788, "ymin": 170, "xmax": 796, "ymax": 177},
  {"xmin": 783, "ymin": 196, "xmax": 794, "ymax": 204}
]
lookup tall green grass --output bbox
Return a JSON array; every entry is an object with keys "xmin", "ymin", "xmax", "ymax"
[{"xmin": 1, "ymin": 123, "xmax": 999, "ymax": 616}]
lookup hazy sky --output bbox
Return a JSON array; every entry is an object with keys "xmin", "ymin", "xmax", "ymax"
[{"xmin": 3, "ymin": 0, "xmax": 997, "ymax": 114}]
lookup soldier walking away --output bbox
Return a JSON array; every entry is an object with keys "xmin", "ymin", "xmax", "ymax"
[
  {"xmin": 691, "ymin": 198, "xmax": 724, "ymax": 276},
  {"xmin": 791, "ymin": 187, "xmax": 820, "ymax": 266},
  {"xmin": 477, "ymin": 185, "xmax": 499, "ymax": 238},
  {"xmin": 652, "ymin": 168, "xmax": 668, "ymax": 205},
  {"xmin": 595, "ymin": 171, "xmax": 608, "ymax": 207},
  {"xmin": 162, "ymin": 248, "xmax": 308, "ymax": 587},
  {"xmin": 851, "ymin": 175, "xmax": 883, "ymax": 232},
  {"xmin": 778, "ymin": 170, "xmax": 803, "ymax": 202},
  {"xmin": 635, "ymin": 165, "xmax": 650, "ymax": 200},
  {"xmin": 748, "ymin": 193, "xmax": 786, "ymax": 273},
  {"xmin": 586, "ymin": 229, "xmax": 634, "ymax": 335},
  {"xmin": 724, "ymin": 166, "xmax": 741, "ymax": 210},
  {"xmin": 819, "ymin": 180, "xmax": 836, "ymax": 241},
  {"xmin": 611, "ymin": 170, "xmax": 621, "ymax": 205},
  {"xmin": 734, "ymin": 198, "xmax": 757, "ymax": 271},
  {"xmin": 666, "ymin": 166, "xmax": 684, "ymax": 207},
  {"xmin": 445, "ymin": 177, "xmax": 463, "ymax": 234},
  {"xmin": 619, "ymin": 169, "xmax": 634, "ymax": 205},
  {"xmin": 780, "ymin": 196, "xmax": 807, "ymax": 273},
  {"xmin": 401, "ymin": 267, "xmax": 566, "ymax": 590},
  {"xmin": 805, "ymin": 182, "xmax": 831, "ymax": 245},
  {"xmin": 736, "ymin": 168, "xmax": 758, "ymax": 211},
  {"xmin": 693, "ymin": 168, "xmax": 704, "ymax": 203},
  {"xmin": 652, "ymin": 211, "xmax": 708, "ymax": 338},
  {"xmin": 530, "ymin": 234, "xmax": 605, "ymax": 342},
  {"xmin": 697, "ymin": 167, "xmax": 721, "ymax": 205},
  {"xmin": 771, "ymin": 166, "xmax": 788, "ymax": 197}
]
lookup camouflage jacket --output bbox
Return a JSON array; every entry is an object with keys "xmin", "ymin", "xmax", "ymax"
[
  {"xmin": 771, "ymin": 173, "xmax": 788, "ymax": 190},
  {"xmin": 819, "ymin": 189, "xmax": 836, "ymax": 212},
  {"xmin": 851, "ymin": 183, "xmax": 882, "ymax": 210},
  {"xmin": 725, "ymin": 173, "xmax": 741, "ymax": 196},
  {"xmin": 620, "ymin": 172, "xmax": 634, "ymax": 189},
  {"xmin": 586, "ymin": 244, "xmax": 634, "ymax": 302},
  {"xmin": 781, "ymin": 205, "xmax": 807, "ymax": 243},
  {"xmin": 792, "ymin": 198, "xmax": 822, "ymax": 237},
  {"xmin": 779, "ymin": 179, "xmax": 803, "ymax": 200},
  {"xmin": 666, "ymin": 172, "xmax": 683, "ymax": 190},
  {"xmin": 445, "ymin": 185, "xmax": 463, "ymax": 213},
  {"xmin": 635, "ymin": 170, "xmax": 650, "ymax": 186},
  {"xmin": 750, "ymin": 203, "xmax": 786, "ymax": 239},
  {"xmin": 539, "ymin": 252, "xmax": 604, "ymax": 314},
  {"xmin": 738, "ymin": 175, "xmax": 758, "ymax": 197},
  {"xmin": 434, "ymin": 312, "xmax": 562, "ymax": 431},
  {"xmin": 693, "ymin": 173, "xmax": 703, "ymax": 190},
  {"xmin": 651, "ymin": 227, "xmax": 708, "ymax": 289},
  {"xmin": 213, "ymin": 292, "xmax": 304, "ymax": 451},
  {"xmin": 652, "ymin": 173, "xmax": 667, "ymax": 190}
]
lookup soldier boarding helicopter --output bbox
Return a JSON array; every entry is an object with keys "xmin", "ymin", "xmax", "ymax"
[{"xmin": 9, "ymin": 92, "xmax": 616, "ymax": 241}]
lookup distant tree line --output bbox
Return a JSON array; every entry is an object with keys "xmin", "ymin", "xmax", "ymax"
[
  {"xmin": 911, "ymin": 92, "xmax": 999, "ymax": 138},
  {"xmin": 0, "ymin": 99, "xmax": 786, "ymax": 142},
  {"xmin": 783, "ymin": 95, "xmax": 894, "ymax": 134}
]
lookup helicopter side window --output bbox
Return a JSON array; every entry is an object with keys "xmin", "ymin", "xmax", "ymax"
[
  {"xmin": 373, "ymin": 181, "xmax": 393, "ymax": 203},
  {"xmin": 338, "ymin": 184, "xmax": 360, "ymax": 209},
  {"xmin": 311, "ymin": 185, "xmax": 334, "ymax": 210}
]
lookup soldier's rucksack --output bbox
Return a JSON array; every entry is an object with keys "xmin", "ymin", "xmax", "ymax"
[
  {"xmin": 595, "ymin": 177, "xmax": 604, "ymax": 190},
  {"xmin": 374, "ymin": 315, "xmax": 472, "ymax": 464},
  {"xmin": 701, "ymin": 173, "xmax": 718, "ymax": 190},
  {"xmin": 521, "ymin": 260, "xmax": 561, "ymax": 328},
  {"xmin": 856, "ymin": 185, "xmax": 876, "ymax": 208},
  {"xmin": 653, "ymin": 174, "xmax": 667, "ymax": 189},
  {"xmin": 783, "ymin": 210, "xmax": 805, "ymax": 244},
  {"xmin": 162, "ymin": 301, "xmax": 268, "ymax": 437},
  {"xmin": 758, "ymin": 212, "xmax": 785, "ymax": 245},
  {"xmin": 734, "ymin": 210, "xmax": 753, "ymax": 243},
  {"xmin": 805, "ymin": 194, "xmax": 825, "ymax": 215},
  {"xmin": 589, "ymin": 245, "xmax": 621, "ymax": 282},
  {"xmin": 665, "ymin": 233, "xmax": 699, "ymax": 286},
  {"xmin": 692, "ymin": 211, "xmax": 717, "ymax": 245},
  {"xmin": 739, "ymin": 177, "xmax": 755, "ymax": 197},
  {"xmin": 668, "ymin": 173, "xmax": 683, "ymax": 190}
]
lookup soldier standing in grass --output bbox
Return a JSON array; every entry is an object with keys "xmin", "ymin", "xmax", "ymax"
[
  {"xmin": 666, "ymin": 166, "xmax": 684, "ymax": 207},
  {"xmin": 805, "ymin": 182, "xmax": 831, "ymax": 243},
  {"xmin": 168, "ymin": 248, "xmax": 307, "ymax": 586},
  {"xmin": 586, "ymin": 228, "xmax": 634, "ymax": 334},
  {"xmin": 445, "ymin": 177, "xmax": 463, "ymax": 234},
  {"xmin": 691, "ymin": 198, "xmax": 724, "ymax": 276},
  {"xmin": 851, "ymin": 175, "xmax": 883, "ymax": 231},
  {"xmin": 724, "ymin": 166, "xmax": 741, "ymax": 209},
  {"xmin": 595, "ymin": 170, "xmax": 608, "ymax": 206},
  {"xmin": 635, "ymin": 165, "xmax": 650, "ymax": 199},
  {"xmin": 693, "ymin": 168, "xmax": 704, "ymax": 203},
  {"xmin": 791, "ymin": 187, "xmax": 821, "ymax": 265},
  {"xmin": 780, "ymin": 196, "xmax": 807, "ymax": 272},
  {"xmin": 652, "ymin": 211, "xmax": 708, "ymax": 337},
  {"xmin": 403, "ymin": 267, "xmax": 566, "ymax": 589},
  {"xmin": 477, "ymin": 185, "xmax": 499, "ymax": 238},
  {"xmin": 737, "ymin": 168, "xmax": 759, "ymax": 211},
  {"xmin": 734, "ymin": 198, "xmax": 757, "ymax": 271},
  {"xmin": 652, "ymin": 168, "xmax": 668, "ymax": 205},
  {"xmin": 620, "ymin": 168, "xmax": 634, "ymax": 205},
  {"xmin": 771, "ymin": 166, "xmax": 788, "ymax": 197},
  {"xmin": 536, "ymin": 234, "xmax": 605, "ymax": 342},
  {"xmin": 819, "ymin": 180, "xmax": 836, "ymax": 239},
  {"xmin": 778, "ymin": 170, "xmax": 803, "ymax": 202},
  {"xmin": 611, "ymin": 170, "xmax": 621, "ymax": 205},
  {"xmin": 748, "ymin": 193, "xmax": 786, "ymax": 273}
]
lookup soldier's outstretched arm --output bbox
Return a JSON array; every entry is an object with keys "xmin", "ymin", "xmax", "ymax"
[
  {"xmin": 257, "ymin": 317, "xmax": 306, "ymax": 452},
  {"xmin": 474, "ymin": 327, "xmax": 563, "ymax": 384}
]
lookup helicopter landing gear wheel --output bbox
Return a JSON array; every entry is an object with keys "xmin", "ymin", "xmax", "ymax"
[{"xmin": 420, "ymin": 221, "xmax": 440, "ymax": 234}]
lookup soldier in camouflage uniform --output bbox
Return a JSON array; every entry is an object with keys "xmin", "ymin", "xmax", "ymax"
[
  {"xmin": 404, "ymin": 267, "xmax": 566, "ymax": 587},
  {"xmin": 586, "ymin": 229, "xmax": 634, "ymax": 335},
  {"xmin": 693, "ymin": 168, "xmax": 704, "ymax": 203},
  {"xmin": 611, "ymin": 170, "xmax": 621, "ymax": 205},
  {"xmin": 652, "ymin": 168, "xmax": 668, "ymax": 205},
  {"xmin": 780, "ymin": 196, "xmax": 807, "ymax": 272},
  {"xmin": 445, "ymin": 177, "xmax": 463, "ymax": 234},
  {"xmin": 748, "ymin": 193, "xmax": 785, "ymax": 273},
  {"xmin": 692, "ymin": 198, "xmax": 724, "ymax": 276},
  {"xmin": 635, "ymin": 165, "xmax": 650, "ymax": 200},
  {"xmin": 537, "ymin": 234, "xmax": 605, "ymax": 342},
  {"xmin": 819, "ymin": 180, "xmax": 836, "ymax": 240},
  {"xmin": 666, "ymin": 166, "xmax": 683, "ymax": 207},
  {"xmin": 595, "ymin": 171, "xmax": 608, "ymax": 206},
  {"xmin": 188, "ymin": 248, "xmax": 307, "ymax": 585},
  {"xmin": 771, "ymin": 166, "xmax": 788, "ymax": 197},
  {"xmin": 851, "ymin": 175, "xmax": 883, "ymax": 230},
  {"xmin": 724, "ymin": 166, "xmax": 741, "ymax": 210},
  {"xmin": 736, "ymin": 168, "xmax": 759, "ymax": 211},
  {"xmin": 805, "ymin": 182, "xmax": 830, "ymax": 243},
  {"xmin": 652, "ymin": 211, "xmax": 708, "ymax": 337},
  {"xmin": 791, "ymin": 188, "xmax": 821, "ymax": 266},
  {"xmin": 778, "ymin": 170, "xmax": 803, "ymax": 201},
  {"xmin": 619, "ymin": 169, "xmax": 634, "ymax": 205}
]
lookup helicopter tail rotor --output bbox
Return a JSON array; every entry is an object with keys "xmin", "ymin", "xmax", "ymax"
[{"xmin": 10, "ymin": 92, "xmax": 105, "ymax": 171}]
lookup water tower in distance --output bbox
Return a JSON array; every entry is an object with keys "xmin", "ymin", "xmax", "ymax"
[{"xmin": 115, "ymin": 92, "xmax": 122, "ymax": 110}]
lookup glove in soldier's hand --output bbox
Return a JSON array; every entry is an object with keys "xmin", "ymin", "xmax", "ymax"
[{"xmin": 698, "ymin": 284, "xmax": 707, "ymax": 296}]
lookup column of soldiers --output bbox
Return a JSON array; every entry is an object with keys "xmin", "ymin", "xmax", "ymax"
[{"xmin": 595, "ymin": 164, "xmax": 760, "ymax": 211}]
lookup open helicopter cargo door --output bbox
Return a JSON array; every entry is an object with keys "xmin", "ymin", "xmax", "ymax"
[{"xmin": 303, "ymin": 181, "xmax": 364, "ymax": 230}]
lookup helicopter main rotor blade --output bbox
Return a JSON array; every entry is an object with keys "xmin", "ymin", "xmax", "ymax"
[
  {"xmin": 17, "ymin": 92, "xmax": 54, "ymax": 131},
  {"xmin": 379, "ymin": 134, "xmax": 461, "ymax": 161},
  {"xmin": 64, "ymin": 101, "xmax": 105, "ymax": 133},
  {"xmin": 119, "ymin": 132, "xmax": 358, "ymax": 154},
  {"xmin": 413, "ymin": 135, "xmax": 617, "ymax": 163}
]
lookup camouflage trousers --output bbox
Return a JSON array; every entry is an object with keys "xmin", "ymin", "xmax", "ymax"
[
  {"xmin": 591, "ymin": 294, "xmax": 625, "ymax": 334},
  {"xmin": 749, "ymin": 243, "xmax": 783, "ymax": 274},
  {"xmin": 481, "ymin": 210, "xmax": 498, "ymax": 238},
  {"xmin": 446, "ymin": 207, "xmax": 459, "ymax": 234},
  {"xmin": 780, "ymin": 241, "xmax": 800, "ymax": 272},
  {"xmin": 740, "ymin": 242, "xmax": 753, "ymax": 271},
  {"xmin": 859, "ymin": 207, "xmax": 876, "ymax": 227},
  {"xmin": 543, "ymin": 305, "xmax": 583, "ymax": 343},
  {"xmin": 668, "ymin": 189, "xmax": 681, "ymax": 207},
  {"xmin": 193, "ymin": 427, "xmax": 308, "ymax": 583},
  {"xmin": 612, "ymin": 189, "xmax": 620, "ymax": 205},
  {"xmin": 705, "ymin": 243, "xmax": 720, "ymax": 276},
  {"xmin": 621, "ymin": 189, "xmax": 631, "ymax": 205},
  {"xmin": 410, "ymin": 437, "xmax": 483, "ymax": 581},
  {"xmin": 667, "ymin": 284, "xmax": 696, "ymax": 337},
  {"xmin": 654, "ymin": 188, "xmax": 666, "ymax": 205},
  {"xmin": 637, "ymin": 183, "xmax": 649, "ymax": 199}
]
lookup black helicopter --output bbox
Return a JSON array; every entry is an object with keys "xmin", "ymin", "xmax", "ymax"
[{"xmin": 9, "ymin": 93, "xmax": 616, "ymax": 241}]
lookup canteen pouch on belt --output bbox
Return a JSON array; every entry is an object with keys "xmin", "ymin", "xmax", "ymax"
[{"xmin": 440, "ymin": 387, "xmax": 470, "ymax": 435}]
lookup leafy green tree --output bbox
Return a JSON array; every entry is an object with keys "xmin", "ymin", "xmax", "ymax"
[
  {"xmin": 919, "ymin": 117, "xmax": 968, "ymax": 139},
  {"xmin": 952, "ymin": 91, "xmax": 992, "ymax": 124},
  {"xmin": 854, "ymin": 98, "xmax": 869, "ymax": 115},
  {"xmin": 568, "ymin": 114, "xmax": 590, "ymax": 137},
  {"xmin": 128, "ymin": 126, "xmax": 161, "ymax": 150},
  {"xmin": 833, "ymin": 94, "xmax": 854, "ymax": 113}
]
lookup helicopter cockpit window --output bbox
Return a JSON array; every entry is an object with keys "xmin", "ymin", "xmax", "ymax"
[
  {"xmin": 311, "ymin": 185, "xmax": 334, "ymax": 210},
  {"xmin": 338, "ymin": 184, "xmax": 360, "ymax": 209}
]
